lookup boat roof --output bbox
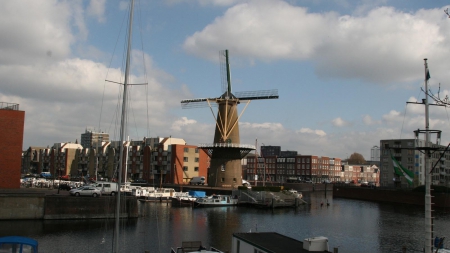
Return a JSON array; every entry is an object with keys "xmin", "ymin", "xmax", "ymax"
[
  {"xmin": 233, "ymin": 232, "xmax": 327, "ymax": 253},
  {"xmin": 0, "ymin": 236, "xmax": 38, "ymax": 247}
]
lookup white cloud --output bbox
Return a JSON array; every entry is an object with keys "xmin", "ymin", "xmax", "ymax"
[
  {"xmin": 332, "ymin": 117, "xmax": 348, "ymax": 127},
  {"xmin": 296, "ymin": 128, "xmax": 327, "ymax": 137},
  {"xmin": 87, "ymin": 0, "xmax": 107, "ymax": 23},
  {"xmin": 183, "ymin": 1, "xmax": 450, "ymax": 84},
  {"xmin": 363, "ymin": 115, "xmax": 380, "ymax": 125},
  {"xmin": 171, "ymin": 117, "xmax": 198, "ymax": 131}
]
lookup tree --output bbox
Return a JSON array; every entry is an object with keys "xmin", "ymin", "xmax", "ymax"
[{"xmin": 347, "ymin": 152, "xmax": 366, "ymax": 164}]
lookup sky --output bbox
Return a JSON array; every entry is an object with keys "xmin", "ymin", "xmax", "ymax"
[{"xmin": 3, "ymin": 0, "xmax": 450, "ymax": 161}]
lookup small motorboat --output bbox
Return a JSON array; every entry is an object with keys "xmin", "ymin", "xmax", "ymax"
[
  {"xmin": 194, "ymin": 194, "xmax": 238, "ymax": 207},
  {"xmin": 0, "ymin": 236, "xmax": 38, "ymax": 253}
]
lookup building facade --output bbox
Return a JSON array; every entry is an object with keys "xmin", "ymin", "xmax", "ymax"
[
  {"xmin": 0, "ymin": 102, "xmax": 25, "ymax": 188},
  {"xmin": 80, "ymin": 130, "xmax": 109, "ymax": 149},
  {"xmin": 379, "ymin": 139, "xmax": 450, "ymax": 188},
  {"xmin": 244, "ymin": 154, "xmax": 343, "ymax": 184}
]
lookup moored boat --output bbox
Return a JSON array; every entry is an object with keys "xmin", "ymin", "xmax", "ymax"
[
  {"xmin": 171, "ymin": 232, "xmax": 334, "ymax": 253},
  {"xmin": 194, "ymin": 194, "xmax": 238, "ymax": 207},
  {"xmin": 0, "ymin": 236, "xmax": 38, "ymax": 253},
  {"xmin": 171, "ymin": 190, "xmax": 206, "ymax": 207},
  {"xmin": 140, "ymin": 188, "xmax": 189, "ymax": 202}
]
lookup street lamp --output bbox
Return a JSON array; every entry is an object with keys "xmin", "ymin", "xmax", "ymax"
[
  {"xmin": 261, "ymin": 143, "xmax": 266, "ymax": 187},
  {"xmin": 95, "ymin": 136, "xmax": 103, "ymax": 181}
]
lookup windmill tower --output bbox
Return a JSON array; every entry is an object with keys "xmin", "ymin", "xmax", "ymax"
[{"xmin": 181, "ymin": 50, "xmax": 278, "ymax": 187}]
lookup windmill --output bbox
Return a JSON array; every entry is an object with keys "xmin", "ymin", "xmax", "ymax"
[{"xmin": 181, "ymin": 50, "xmax": 279, "ymax": 187}]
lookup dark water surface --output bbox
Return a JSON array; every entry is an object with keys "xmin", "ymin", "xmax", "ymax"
[{"xmin": 1, "ymin": 191, "xmax": 450, "ymax": 253}]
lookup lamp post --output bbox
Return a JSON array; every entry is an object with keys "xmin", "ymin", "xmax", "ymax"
[{"xmin": 261, "ymin": 143, "xmax": 266, "ymax": 187}]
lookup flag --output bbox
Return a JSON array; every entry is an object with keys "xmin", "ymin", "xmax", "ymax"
[
  {"xmin": 426, "ymin": 68, "xmax": 431, "ymax": 80},
  {"xmin": 391, "ymin": 154, "xmax": 414, "ymax": 185}
]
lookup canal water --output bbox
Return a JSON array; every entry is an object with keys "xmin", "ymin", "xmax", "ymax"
[{"xmin": 1, "ymin": 191, "xmax": 450, "ymax": 253}]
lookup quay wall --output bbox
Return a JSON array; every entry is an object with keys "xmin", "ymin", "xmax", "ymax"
[
  {"xmin": 0, "ymin": 193, "xmax": 45, "ymax": 219},
  {"xmin": 44, "ymin": 196, "xmax": 138, "ymax": 220},
  {"xmin": 333, "ymin": 185, "xmax": 450, "ymax": 208},
  {"xmin": 0, "ymin": 193, "xmax": 138, "ymax": 220}
]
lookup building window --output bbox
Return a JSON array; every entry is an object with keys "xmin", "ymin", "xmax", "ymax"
[
  {"xmin": 194, "ymin": 167, "xmax": 199, "ymax": 171},
  {"xmin": 184, "ymin": 157, "xmax": 188, "ymax": 162},
  {"xmin": 195, "ymin": 148, "xmax": 199, "ymax": 153},
  {"xmin": 195, "ymin": 157, "xmax": 199, "ymax": 162},
  {"xmin": 184, "ymin": 148, "xmax": 189, "ymax": 152},
  {"xmin": 183, "ymin": 166, "xmax": 188, "ymax": 171}
]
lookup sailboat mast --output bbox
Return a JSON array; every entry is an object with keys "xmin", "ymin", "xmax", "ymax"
[
  {"xmin": 114, "ymin": 0, "xmax": 134, "ymax": 252},
  {"xmin": 424, "ymin": 58, "xmax": 432, "ymax": 253}
]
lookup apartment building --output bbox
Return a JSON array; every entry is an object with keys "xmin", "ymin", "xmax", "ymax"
[
  {"xmin": 245, "ymin": 153, "xmax": 343, "ymax": 184},
  {"xmin": 0, "ymin": 102, "xmax": 25, "ymax": 188},
  {"xmin": 380, "ymin": 139, "xmax": 450, "ymax": 188}
]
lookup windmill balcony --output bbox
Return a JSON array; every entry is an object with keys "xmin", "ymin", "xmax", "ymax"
[{"xmin": 199, "ymin": 143, "xmax": 255, "ymax": 149}]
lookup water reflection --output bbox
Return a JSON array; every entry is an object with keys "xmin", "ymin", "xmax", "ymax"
[{"xmin": 1, "ymin": 191, "xmax": 450, "ymax": 253}]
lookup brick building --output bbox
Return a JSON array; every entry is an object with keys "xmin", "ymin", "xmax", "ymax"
[{"xmin": 0, "ymin": 102, "xmax": 25, "ymax": 188}]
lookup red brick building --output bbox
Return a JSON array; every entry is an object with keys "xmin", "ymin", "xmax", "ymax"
[{"xmin": 0, "ymin": 103, "xmax": 25, "ymax": 188}]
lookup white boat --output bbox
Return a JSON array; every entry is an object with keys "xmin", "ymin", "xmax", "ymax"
[
  {"xmin": 139, "ymin": 188, "xmax": 189, "ymax": 202},
  {"xmin": 194, "ymin": 194, "xmax": 238, "ymax": 207},
  {"xmin": 171, "ymin": 190, "xmax": 206, "ymax": 206}
]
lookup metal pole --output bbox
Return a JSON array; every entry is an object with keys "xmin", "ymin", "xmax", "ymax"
[
  {"xmin": 114, "ymin": 1, "xmax": 134, "ymax": 252},
  {"xmin": 424, "ymin": 58, "xmax": 432, "ymax": 253}
]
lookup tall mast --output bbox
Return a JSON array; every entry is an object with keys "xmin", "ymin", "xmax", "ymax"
[
  {"xmin": 114, "ymin": 0, "xmax": 134, "ymax": 252},
  {"xmin": 424, "ymin": 58, "xmax": 432, "ymax": 253}
]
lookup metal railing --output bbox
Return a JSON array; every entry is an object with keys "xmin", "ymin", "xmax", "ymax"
[
  {"xmin": 0, "ymin": 102, "xmax": 19, "ymax": 110},
  {"xmin": 199, "ymin": 143, "xmax": 256, "ymax": 149}
]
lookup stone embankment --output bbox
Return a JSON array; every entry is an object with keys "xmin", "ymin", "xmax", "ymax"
[
  {"xmin": 333, "ymin": 185, "xmax": 450, "ymax": 208},
  {"xmin": 0, "ymin": 188, "xmax": 138, "ymax": 220}
]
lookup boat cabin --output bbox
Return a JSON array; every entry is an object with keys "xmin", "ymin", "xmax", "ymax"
[
  {"xmin": 231, "ymin": 232, "xmax": 331, "ymax": 253},
  {"xmin": 0, "ymin": 236, "xmax": 38, "ymax": 253}
]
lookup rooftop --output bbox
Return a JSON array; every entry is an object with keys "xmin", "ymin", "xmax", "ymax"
[{"xmin": 0, "ymin": 102, "xmax": 19, "ymax": 111}]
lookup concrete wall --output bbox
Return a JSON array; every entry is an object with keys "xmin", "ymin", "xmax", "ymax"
[
  {"xmin": 0, "ymin": 193, "xmax": 45, "ymax": 219},
  {"xmin": 332, "ymin": 186, "xmax": 450, "ymax": 208},
  {"xmin": 0, "ymin": 194, "xmax": 138, "ymax": 220}
]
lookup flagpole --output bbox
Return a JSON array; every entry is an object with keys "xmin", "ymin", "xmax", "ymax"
[{"xmin": 424, "ymin": 58, "xmax": 432, "ymax": 253}]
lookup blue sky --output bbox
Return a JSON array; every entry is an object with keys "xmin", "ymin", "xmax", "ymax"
[{"xmin": 3, "ymin": 0, "xmax": 450, "ymax": 160}]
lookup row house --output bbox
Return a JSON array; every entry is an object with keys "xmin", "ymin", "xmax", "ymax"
[
  {"xmin": 244, "ymin": 154, "xmax": 342, "ymax": 183},
  {"xmin": 22, "ymin": 137, "xmax": 210, "ymax": 185},
  {"xmin": 340, "ymin": 164, "xmax": 379, "ymax": 184}
]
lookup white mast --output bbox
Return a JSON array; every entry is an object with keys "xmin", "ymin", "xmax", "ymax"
[
  {"xmin": 424, "ymin": 58, "xmax": 432, "ymax": 253},
  {"xmin": 114, "ymin": 0, "xmax": 134, "ymax": 252}
]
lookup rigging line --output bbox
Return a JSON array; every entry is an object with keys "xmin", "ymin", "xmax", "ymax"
[
  {"xmin": 136, "ymin": 0, "xmax": 150, "ymax": 138},
  {"xmin": 105, "ymin": 0, "xmax": 130, "ymax": 138}
]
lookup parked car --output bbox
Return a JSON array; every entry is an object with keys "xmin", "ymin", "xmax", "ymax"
[
  {"xmin": 322, "ymin": 180, "xmax": 331, "ymax": 184},
  {"xmin": 58, "ymin": 183, "xmax": 75, "ymax": 191},
  {"xmin": 304, "ymin": 179, "xmax": 313, "ymax": 184},
  {"xmin": 58, "ymin": 175, "xmax": 70, "ymax": 181},
  {"xmin": 69, "ymin": 186, "xmax": 102, "ymax": 197}
]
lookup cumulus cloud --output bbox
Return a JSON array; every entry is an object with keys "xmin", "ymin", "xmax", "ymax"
[
  {"xmin": 363, "ymin": 115, "xmax": 380, "ymax": 125},
  {"xmin": 87, "ymin": 0, "xmax": 107, "ymax": 23},
  {"xmin": 296, "ymin": 128, "xmax": 327, "ymax": 137},
  {"xmin": 332, "ymin": 117, "xmax": 348, "ymax": 127},
  {"xmin": 183, "ymin": 0, "xmax": 450, "ymax": 84},
  {"xmin": 171, "ymin": 117, "xmax": 198, "ymax": 131}
]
